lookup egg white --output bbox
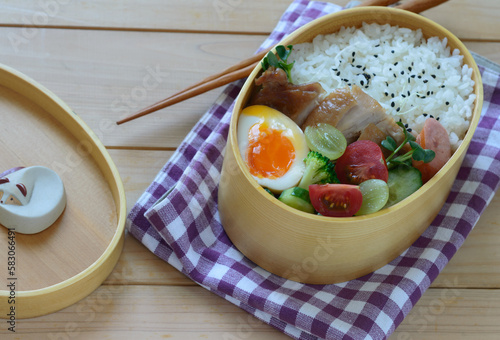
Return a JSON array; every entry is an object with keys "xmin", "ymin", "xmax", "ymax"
[{"xmin": 237, "ymin": 105, "xmax": 308, "ymax": 193}]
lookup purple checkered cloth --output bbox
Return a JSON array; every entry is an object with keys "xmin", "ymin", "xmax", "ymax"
[{"xmin": 127, "ymin": 1, "xmax": 500, "ymax": 339}]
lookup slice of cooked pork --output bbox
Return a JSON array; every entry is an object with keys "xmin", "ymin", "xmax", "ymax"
[
  {"xmin": 249, "ymin": 67, "xmax": 325, "ymax": 126},
  {"xmin": 358, "ymin": 123, "xmax": 392, "ymax": 158},
  {"xmin": 358, "ymin": 122, "xmax": 387, "ymax": 144},
  {"xmin": 302, "ymin": 85, "xmax": 405, "ymax": 145},
  {"xmin": 300, "ymin": 87, "xmax": 357, "ymax": 129}
]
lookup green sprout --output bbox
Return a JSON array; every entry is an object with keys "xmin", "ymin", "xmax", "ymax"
[
  {"xmin": 261, "ymin": 45, "xmax": 295, "ymax": 82},
  {"xmin": 382, "ymin": 121, "xmax": 435, "ymax": 170}
]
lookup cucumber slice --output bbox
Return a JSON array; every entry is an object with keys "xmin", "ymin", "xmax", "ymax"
[
  {"xmin": 385, "ymin": 165, "xmax": 422, "ymax": 208},
  {"xmin": 263, "ymin": 187, "xmax": 275, "ymax": 196},
  {"xmin": 278, "ymin": 187, "xmax": 315, "ymax": 213}
]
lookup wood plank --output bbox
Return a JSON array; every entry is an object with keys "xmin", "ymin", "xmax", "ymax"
[
  {"xmin": 2, "ymin": 285, "xmax": 499, "ymax": 339},
  {"xmin": 0, "ymin": 27, "xmax": 264, "ymax": 148},
  {"xmin": 0, "ymin": 0, "xmax": 296, "ymax": 33},
  {"xmin": 1, "ymin": 27, "xmax": 498, "ymax": 151},
  {"xmin": 5, "ymin": 285, "xmax": 290, "ymax": 339},
  {"xmin": 104, "ymin": 234, "xmax": 192, "ymax": 286},
  {"xmin": 106, "ymin": 149, "xmax": 500, "ymax": 288},
  {"xmin": 424, "ymin": 0, "xmax": 500, "ymax": 41},
  {"xmin": 105, "ymin": 149, "xmax": 192, "ymax": 286},
  {"xmin": 109, "ymin": 149, "xmax": 174, "ymax": 212},
  {"xmin": 465, "ymin": 42, "xmax": 500, "ymax": 64},
  {"xmin": 0, "ymin": 0, "xmax": 498, "ymax": 41},
  {"xmin": 394, "ymin": 289, "xmax": 500, "ymax": 339}
]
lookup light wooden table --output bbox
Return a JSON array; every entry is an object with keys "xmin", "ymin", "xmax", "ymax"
[{"xmin": 0, "ymin": 0, "xmax": 499, "ymax": 339}]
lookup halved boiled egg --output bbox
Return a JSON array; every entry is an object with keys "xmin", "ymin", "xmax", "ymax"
[{"xmin": 237, "ymin": 105, "xmax": 308, "ymax": 193}]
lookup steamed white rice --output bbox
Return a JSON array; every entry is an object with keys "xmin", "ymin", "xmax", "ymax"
[{"xmin": 289, "ymin": 23, "xmax": 476, "ymax": 150}]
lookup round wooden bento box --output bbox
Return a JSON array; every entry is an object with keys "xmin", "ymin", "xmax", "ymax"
[
  {"xmin": 0, "ymin": 64, "xmax": 126, "ymax": 318},
  {"xmin": 218, "ymin": 7, "xmax": 484, "ymax": 285}
]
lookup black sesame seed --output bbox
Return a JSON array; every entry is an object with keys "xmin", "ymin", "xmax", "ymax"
[
  {"xmin": 352, "ymin": 52, "xmax": 355, "ymax": 57},
  {"xmin": 391, "ymin": 50, "xmax": 395, "ymax": 53},
  {"xmin": 396, "ymin": 107, "xmax": 400, "ymax": 112},
  {"xmin": 422, "ymin": 70, "xmax": 426, "ymax": 74},
  {"xmin": 393, "ymin": 73, "xmax": 397, "ymax": 78},
  {"xmin": 418, "ymin": 75, "xmax": 422, "ymax": 79},
  {"xmin": 363, "ymin": 67, "xmax": 366, "ymax": 71},
  {"xmin": 423, "ymin": 113, "xmax": 428, "ymax": 117},
  {"xmin": 365, "ymin": 86, "xmax": 369, "ymax": 89},
  {"xmin": 431, "ymin": 74, "xmax": 436, "ymax": 79},
  {"xmin": 356, "ymin": 65, "xmax": 363, "ymax": 68},
  {"xmin": 407, "ymin": 91, "xmax": 411, "ymax": 96},
  {"xmin": 336, "ymin": 72, "xmax": 341, "ymax": 76},
  {"xmin": 408, "ymin": 67, "xmax": 412, "ymax": 72},
  {"xmin": 404, "ymin": 123, "xmax": 408, "ymax": 128},
  {"xmin": 436, "ymin": 117, "xmax": 440, "ymax": 121},
  {"xmin": 402, "ymin": 94, "xmax": 406, "ymax": 98},
  {"xmin": 391, "ymin": 102, "xmax": 395, "ymax": 107},
  {"xmin": 352, "ymin": 58, "xmax": 356, "ymax": 63},
  {"xmin": 430, "ymin": 114, "xmax": 434, "ymax": 118},
  {"xmin": 375, "ymin": 44, "xmax": 380, "ymax": 47},
  {"xmin": 385, "ymin": 92, "xmax": 388, "ymax": 96},
  {"xmin": 423, "ymin": 79, "xmax": 428, "ymax": 83},
  {"xmin": 411, "ymin": 75, "xmax": 416, "ymax": 78},
  {"xmin": 427, "ymin": 91, "xmax": 431, "ymax": 96},
  {"xmin": 408, "ymin": 78, "xmax": 411, "ymax": 84},
  {"xmin": 437, "ymin": 65, "xmax": 441, "ymax": 69},
  {"xmin": 374, "ymin": 54, "xmax": 379, "ymax": 58},
  {"xmin": 391, "ymin": 93, "xmax": 395, "ymax": 98},
  {"xmin": 394, "ymin": 62, "xmax": 399, "ymax": 66},
  {"xmin": 407, "ymin": 128, "xmax": 412, "ymax": 132},
  {"xmin": 360, "ymin": 80, "xmax": 365, "ymax": 86},
  {"xmin": 400, "ymin": 70, "xmax": 404, "ymax": 75},
  {"xmin": 441, "ymin": 85, "xmax": 446, "ymax": 88},
  {"xmin": 446, "ymin": 101, "xmax": 450, "ymax": 105},
  {"xmin": 421, "ymin": 96, "xmax": 426, "ymax": 99}
]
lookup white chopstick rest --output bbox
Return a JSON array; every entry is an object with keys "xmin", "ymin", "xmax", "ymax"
[{"xmin": 0, "ymin": 166, "xmax": 66, "ymax": 234}]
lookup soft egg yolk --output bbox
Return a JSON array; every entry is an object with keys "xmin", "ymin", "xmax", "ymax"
[{"xmin": 246, "ymin": 121, "xmax": 295, "ymax": 179}]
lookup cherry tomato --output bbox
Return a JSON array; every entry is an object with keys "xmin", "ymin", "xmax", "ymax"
[
  {"xmin": 335, "ymin": 140, "xmax": 388, "ymax": 185},
  {"xmin": 412, "ymin": 118, "xmax": 451, "ymax": 183},
  {"xmin": 309, "ymin": 184, "xmax": 363, "ymax": 217}
]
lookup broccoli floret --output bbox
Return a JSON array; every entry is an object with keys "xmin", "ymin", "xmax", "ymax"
[{"xmin": 298, "ymin": 151, "xmax": 339, "ymax": 190}]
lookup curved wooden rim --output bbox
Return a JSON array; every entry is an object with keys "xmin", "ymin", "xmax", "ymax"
[
  {"xmin": 0, "ymin": 63, "xmax": 127, "ymax": 318},
  {"xmin": 230, "ymin": 7, "xmax": 483, "ymax": 224}
]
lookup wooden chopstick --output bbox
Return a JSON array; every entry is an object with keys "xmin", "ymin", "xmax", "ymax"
[
  {"xmin": 116, "ymin": 0, "xmax": 446, "ymax": 125},
  {"xmin": 396, "ymin": 0, "xmax": 448, "ymax": 13},
  {"xmin": 117, "ymin": 56, "xmax": 265, "ymax": 125}
]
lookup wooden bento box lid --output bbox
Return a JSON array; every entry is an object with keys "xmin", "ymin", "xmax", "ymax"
[{"xmin": 0, "ymin": 63, "xmax": 126, "ymax": 319}]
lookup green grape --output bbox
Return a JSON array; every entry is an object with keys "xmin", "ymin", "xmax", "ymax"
[
  {"xmin": 355, "ymin": 179, "xmax": 389, "ymax": 216},
  {"xmin": 304, "ymin": 123, "xmax": 347, "ymax": 160}
]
